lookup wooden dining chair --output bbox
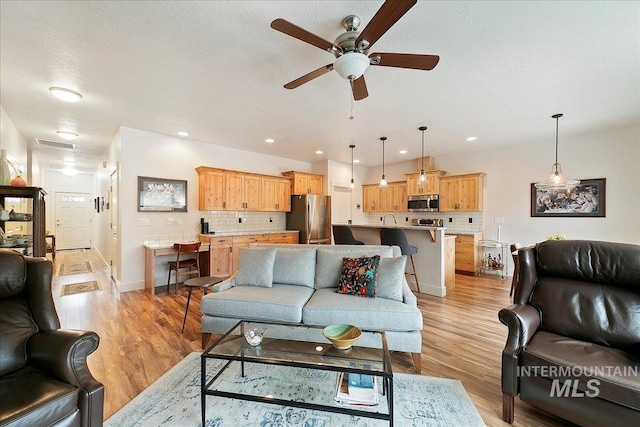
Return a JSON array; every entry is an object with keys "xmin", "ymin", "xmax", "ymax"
[
  {"xmin": 509, "ymin": 243, "xmax": 523, "ymax": 297},
  {"xmin": 167, "ymin": 242, "xmax": 201, "ymax": 294}
]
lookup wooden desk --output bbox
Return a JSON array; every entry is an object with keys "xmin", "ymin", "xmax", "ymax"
[{"xmin": 144, "ymin": 243, "xmax": 210, "ymax": 295}]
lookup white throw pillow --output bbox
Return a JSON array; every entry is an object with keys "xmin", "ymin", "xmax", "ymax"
[
  {"xmin": 376, "ymin": 256, "xmax": 407, "ymax": 301},
  {"xmin": 234, "ymin": 247, "xmax": 277, "ymax": 288}
]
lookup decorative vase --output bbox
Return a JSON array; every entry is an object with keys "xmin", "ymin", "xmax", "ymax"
[
  {"xmin": 0, "ymin": 150, "xmax": 11, "ymax": 186},
  {"xmin": 10, "ymin": 175, "xmax": 26, "ymax": 186}
]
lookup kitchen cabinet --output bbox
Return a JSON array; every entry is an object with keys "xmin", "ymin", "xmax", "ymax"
[
  {"xmin": 225, "ymin": 172, "xmax": 261, "ymax": 211},
  {"xmin": 445, "ymin": 236, "xmax": 456, "ymax": 289},
  {"xmin": 448, "ymin": 233, "xmax": 482, "ymax": 275},
  {"xmin": 282, "ymin": 171, "xmax": 324, "ymax": 195},
  {"xmin": 383, "ymin": 182, "xmax": 407, "ymax": 212},
  {"xmin": 196, "ymin": 168, "xmax": 225, "ymax": 210},
  {"xmin": 205, "ymin": 237, "xmax": 234, "ymax": 277},
  {"xmin": 362, "ymin": 184, "xmax": 382, "ymax": 212},
  {"xmin": 267, "ymin": 232, "xmax": 299, "ymax": 244},
  {"xmin": 405, "ymin": 170, "xmax": 446, "ymax": 195},
  {"xmin": 260, "ymin": 177, "xmax": 291, "ymax": 212},
  {"xmin": 439, "ymin": 173, "xmax": 485, "ymax": 212},
  {"xmin": 0, "ymin": 186, "xmax": 46, "ymax": 257}
]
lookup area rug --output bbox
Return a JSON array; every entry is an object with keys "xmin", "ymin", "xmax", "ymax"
[
  {"xmin": 59, "ymin": 261, "xmax": 93, "ymax": 276},
  {"xmin": 105, "ymin": 352, "xmax": 485, "ymax": 427},
  {"xmin": 60, "ymin": 280, "xmax": 101, "ymax": 296}
]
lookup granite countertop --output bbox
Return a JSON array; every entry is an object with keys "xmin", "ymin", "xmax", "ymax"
[
  {"xmin": 198, "ymin": 230, "xmax": 299, "ymax": 238},
  {"xmin": 346, "ymin": 223, "xmax": 446, "ymax": 231},
  {"xmin": 444, "ymin": 231, "xmax": 483, "ymax": 236}
]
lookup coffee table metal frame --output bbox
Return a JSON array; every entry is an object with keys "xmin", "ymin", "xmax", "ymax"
[{"xmin": 201, "ymin": 320, "xmax": 394, "ymax": 426}]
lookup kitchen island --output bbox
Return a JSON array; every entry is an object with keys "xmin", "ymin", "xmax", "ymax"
[{"xmin": 347, "ymin": 224, "xmax": 451, "ymax": 297}]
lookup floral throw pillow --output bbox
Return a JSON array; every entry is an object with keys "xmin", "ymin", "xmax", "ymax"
[{"xmin": 337, "ymin": 255, "xmax": 381, "ymax": 298}]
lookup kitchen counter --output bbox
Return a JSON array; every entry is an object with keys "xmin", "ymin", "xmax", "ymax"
[
  {"xmin": 346, "ymin": 224, "xmax": 449, "ymax": 297},
  {"xmin": 445, "ymin": 231, "xmax": 483, "ymax": 236},
  {"xmin": 198, "ymin": 230, "xmax": 299, "ymax": 238}
]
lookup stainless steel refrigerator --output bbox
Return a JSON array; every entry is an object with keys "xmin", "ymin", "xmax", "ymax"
[{"xmin": 286, "ymin": 195, "xmax": 331, "ymax": 244}]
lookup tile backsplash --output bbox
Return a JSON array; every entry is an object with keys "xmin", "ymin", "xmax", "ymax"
[
  {"xmin": 364, "ymin": 211, "xmax": 484, "ymax": 233},
  {"xmin": 199, "ymin": 211, "xmax": 286, "ymax": 234}
]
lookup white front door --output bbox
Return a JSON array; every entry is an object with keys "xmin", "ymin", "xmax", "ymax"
[{"xmin": 55, "ymin": 192, "xmax": 92, "ymax": 250}]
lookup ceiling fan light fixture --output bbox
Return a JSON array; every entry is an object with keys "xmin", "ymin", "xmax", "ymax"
[
  {"xmin": 334, "ymin": 52, "xmax": 370, "ymax": 80},
  {"xmin": 534, "ymin": 114, "xmax": 580, "ymax": 192}
]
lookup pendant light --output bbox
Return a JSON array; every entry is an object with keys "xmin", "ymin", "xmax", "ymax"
[
  {"xmin": 379, "ymin": 137, "xmax": 388, "ymax": 188},
  {"xmin": 418, "ymin": 126, "xmax": 428, "ymax": 183},
  {"xmin": 349, "ymin": 144, "xmax": 356, "ymax": 189},
  {"xmin": 534, "ymin": 114, "xmax": 580, "ymax": 192}
]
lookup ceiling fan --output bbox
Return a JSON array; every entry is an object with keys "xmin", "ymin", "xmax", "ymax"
[{"xmin": 270, "ymin": 0, "xmax": 439, "ymax": 101}]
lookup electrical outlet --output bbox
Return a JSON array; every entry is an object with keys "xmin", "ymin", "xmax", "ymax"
[
  {"xmin": 494, "ymin": 218, "xmax": 505, "ymax": 224},
  {"xmin": 138, "ymin": 218, "xmax": 150, "ymax": 226},
  {"xmin": 166, "ymin": 218, "xmax": 175, "ymax": 225},
  {"xmin": 468, "ymin": 218, "xmax": 473, "ymax": 223},
  {"xmin": 379, "ymin": 217, "xmax": 383, "ymax": 221},
  {"xmin": 405, "ymin": 217, "xmax": 409, "ymax": 222},
  {"xmin": 177, "ymin": 218, "xmax": 182, "ymax": 225},
  {"xmin": 238, "ymin": 217, "xmax": 242, "ymax": 223},
  {"xmin": 269, "ymin": 217, "xmax": 273, "ymax": 223},
  {"xmin": 448, "ymin": 218, "xmax": 453, "ymax": 223}
]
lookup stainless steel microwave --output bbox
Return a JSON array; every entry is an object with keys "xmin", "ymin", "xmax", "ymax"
[{"xmin": 407, "ymin": 194, "xmax": 439, "ymax": 212}]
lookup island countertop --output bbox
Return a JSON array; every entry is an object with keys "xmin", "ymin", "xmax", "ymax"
[{"xmin": 344, "ymin": 223, "xmax": 446, "ymax": 231}]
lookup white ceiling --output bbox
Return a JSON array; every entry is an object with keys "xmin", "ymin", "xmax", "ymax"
[{"xmin": 1, "ymin": 1, "xmax": 638, "ymax": 173}]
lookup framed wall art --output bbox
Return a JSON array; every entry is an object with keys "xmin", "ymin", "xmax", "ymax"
[
  {"xmin": 137, "ymin": 176, "xmax": 187, "ymax": 212},
  {"xmin": 531, "ymin": 178, "xmax": 606, "ymax": 217}
]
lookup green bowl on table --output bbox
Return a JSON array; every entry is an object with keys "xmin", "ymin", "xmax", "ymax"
[{"xmin": 323, "ymin": 324, "xmax": 362, "ymax": 350}]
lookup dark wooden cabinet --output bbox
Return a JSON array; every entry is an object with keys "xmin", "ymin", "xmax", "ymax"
[{"xmin": 0, "ymin": 186, "xmax": 47, "ymax": 257}]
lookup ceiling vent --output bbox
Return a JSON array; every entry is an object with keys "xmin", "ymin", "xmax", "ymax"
[{"xmin": 35, "ymin": 138, "xmax": 76, "ymax": 149}]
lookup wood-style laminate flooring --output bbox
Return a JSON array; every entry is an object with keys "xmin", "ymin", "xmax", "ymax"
[{"xmin": 51, "ymin": 249, "xmax": 572, "ymax": 426}]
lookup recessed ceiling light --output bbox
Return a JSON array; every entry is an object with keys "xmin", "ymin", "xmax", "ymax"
[
  {"xmin": 62, "ymin": 160, "xmax": 76, "ymax": 165},
  {"xmin": 62, "ymin": 168, "xmax": 79, "ymax": 176},
  {"xmin": 178, "ymin": 131, "xmax": 189, "ymax": 137},
  {"xmin": 49, "ymin": 87, "xmax": 82, "ymax": 102},
  {"xmin": 316, "ymin": 150, "xmax": 323, "ymax": 154},
  {"xmin": 399, "ymin": 149, "xmax": 408, "ymax": 154},
  {"xmin": 56, "ymin": 131, "xmax": 79, "ymax": 140},
  {"xmin": 265, "ymin": 138, "xmax": 274, "ymax": 143},
  {"xmin": 466, "ymin": 136, "xmax": 478, "ymax": 142},
  {"xmin": 354, "ymin": 159, "xmax": 360, "ymax": 163}
]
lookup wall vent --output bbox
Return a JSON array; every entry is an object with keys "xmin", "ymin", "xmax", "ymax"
[{"xmin": 35, "ymin": 138, "xmax": 76, "ymax": 149}]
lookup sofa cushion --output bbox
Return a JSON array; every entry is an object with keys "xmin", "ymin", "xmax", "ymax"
[
  {"xmin": 303, "ymin": 288, "xmax": 423, "ymax": 332},
  {"xmin": 337, "ymin": 256, "xmax": 380, "ymax": 298},
  {"xmin": 376, "ymin": 256, "xmax": 407, "ymax": 302},
  {"xmin": 315, "ymin": 247, "xmax": 394, "ymax": 289},
  {"xmin": 234, "ymin": 247, "xmax": 277, "ymax": 288},
  {"xmin": 272, "ymin": 248, "xmax": 316, "ymax": 288},
  {"xmin": 201, "ymin": 284, "xmax": 315, "ymax": 323}
]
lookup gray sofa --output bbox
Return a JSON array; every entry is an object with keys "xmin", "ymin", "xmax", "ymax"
[{"xmin": 200, "ymin": 244, "xmax": 423, "ymax": 372}]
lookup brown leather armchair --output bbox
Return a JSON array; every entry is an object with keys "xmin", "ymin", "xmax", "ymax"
[
  {"xmin": 499, "ymin": 240, "xmax": 640, "ymax": 426},
  {"xmin": 0, "ymin": 249, "xmax": 104, "ymax": 426}
]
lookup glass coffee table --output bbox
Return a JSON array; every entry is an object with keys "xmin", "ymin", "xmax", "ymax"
[{"xmin": 201, "ymin": 320, "xmax": 393, "ymax": 426}]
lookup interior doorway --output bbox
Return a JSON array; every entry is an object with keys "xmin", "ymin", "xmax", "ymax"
[
  {"xmin": 109, "ymin": 170, "xmax": 119, "ymax": 287},
  {"xmin": 54, "ymin": 192, "xmax": 93, "ymax": 250}
]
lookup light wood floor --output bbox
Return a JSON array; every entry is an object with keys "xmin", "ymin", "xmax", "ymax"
[{"xmin": 51, "ymin": 249, "xmax": 572, "ymax": 426}]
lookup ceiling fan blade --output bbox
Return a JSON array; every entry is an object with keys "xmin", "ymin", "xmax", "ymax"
[
  {"xmin": 271, "ymin": 19, "xmax": 334, "ymax": 52},
  {"xmin": 351, "ymin": 76, "xmax": 368, "ymax": 100},
  {"xmin": 371, "ymin": 52, "xmax": 440, "ymax": 70},
  {"xmin": 356, "ymin": 0, "xmax": 417, "ymax": 49},
  {"xmin": 284, "ymin": 64, "xmax": 334, "ymax": 89}
]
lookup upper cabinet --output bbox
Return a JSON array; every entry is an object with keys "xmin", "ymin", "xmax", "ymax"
[
  {"xmin": 405, "ymin": 170, "xmax": 446, "ymax": 195},
  {"xmin": 362, "ymin": 182, "xmax": 406, "ymax": 212},
  {"xmin": 196, "ymin": 167, "xmax": 290, "ymax": 212},
  {"xmin": 281, "ymin": 171, "xmax": 324, "ymax": 195},
  {"xmin": 439, "ymin": 173, "xmax": 485, "ymax": 212},
  {"xmin": 260, "ymin": 176, "xmax": 291, "ymax": 212}
]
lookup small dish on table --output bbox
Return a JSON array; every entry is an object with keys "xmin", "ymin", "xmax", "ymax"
[{"xmin": 323, "ymin": 324, "xmax": 362, "ymax": 350}]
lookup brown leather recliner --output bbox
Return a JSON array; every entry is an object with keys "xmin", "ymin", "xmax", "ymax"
[
  {"xmin": 0, "ymin": 249, "xmax": 104, "ymax": 427},
  {"xmin": 499, "ymin": 240, "xmax": 640, "ymax": 426}
]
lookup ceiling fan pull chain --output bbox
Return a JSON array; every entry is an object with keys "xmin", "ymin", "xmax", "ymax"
[{"xmin": 349, "ymin": 79, "xmax": 354, "ymax": 120}]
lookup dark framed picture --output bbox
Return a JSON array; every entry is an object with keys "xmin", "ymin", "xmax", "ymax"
[
  {"xmin": 137, "ymin": 176, "xmax": 187, "ymax": 212},
  {"xmin": 531, "ymin": 178, "xmax": 606, "ymax": 217}
]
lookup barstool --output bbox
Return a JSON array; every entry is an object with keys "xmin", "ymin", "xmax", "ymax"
[
  {"xmin": 181, "ymin": 275, "xmax": 228, "ymax": 333},
  {"xmin": 380, "ymin": 228, "xmax": 420, "ymax": 293},
  {"xmin": 333, "ymin": 225, "xmax": 364, "ymax": 245}
]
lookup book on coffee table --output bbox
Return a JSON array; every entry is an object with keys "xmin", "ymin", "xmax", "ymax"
[{"xmin": 334, "ymin": 372, "xmax": 379, "ymax": 406}]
